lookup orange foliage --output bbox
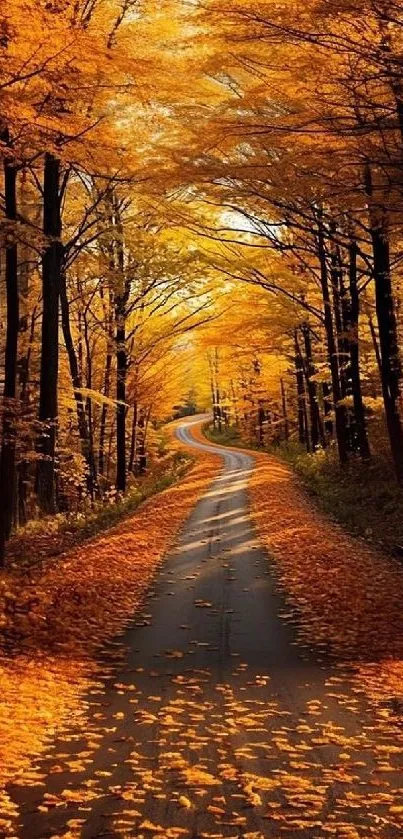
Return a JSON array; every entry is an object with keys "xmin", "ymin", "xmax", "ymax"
[
  {"xmin": 247, "ymin": 452, "xmax": 403, "ymax": 702},
  {"xmin": 0, "ymin": 426, "xmax": 220, "ymax": 824}
]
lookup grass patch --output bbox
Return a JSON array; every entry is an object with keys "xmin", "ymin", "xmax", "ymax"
[
  {"xmin": 204, "ymin": 425, "xmax": 244, "ymax": 448},
  {"xmin": 275, "ymin": 443, "xmax": 403, "ymax": 554}
]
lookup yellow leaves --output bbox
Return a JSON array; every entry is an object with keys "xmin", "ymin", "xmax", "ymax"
[
  {"xmin": 181, "ymin": 766, "xmax": 220, "ymax": 788},
  {"xmin": 0, "ymin": 439, "xmax": 221, "ymax": 826},
  {"xmin": 139, "ymin": 820, "xmax": 164, "ymax": 832},
  {"xmin": 178, "ymin": 795, "xmax": 193, "ymax": 808},
  {"xmin": 248, "ymin": 451, "xmax": 403, "ymax": 704}
]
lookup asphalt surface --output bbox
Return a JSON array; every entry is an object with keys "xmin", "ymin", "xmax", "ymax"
[{"xmin": 9, "ymin": 419, "xmax": 403, "ymax": 838}]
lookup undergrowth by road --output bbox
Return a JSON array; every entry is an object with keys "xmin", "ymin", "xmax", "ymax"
[
  {"xmin": 205, "ymin": 425, "xmax": 403, "ymax": 555},
  {"xmin": 205, "ymin": 425, "xmax": 403, "ymax": 712},
  {"xmin": 6, "ymin": 450, "xmax": 193, "ymax": 571}
]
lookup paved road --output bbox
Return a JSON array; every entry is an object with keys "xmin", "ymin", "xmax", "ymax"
[{"xmin": 10, "ymin": 419, "xmax": 403, "ymax": 838}]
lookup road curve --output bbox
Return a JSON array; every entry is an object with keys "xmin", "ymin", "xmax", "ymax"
[{"xmin": 10, "ymin": 418, "xmax": 403, "ymax": 839}]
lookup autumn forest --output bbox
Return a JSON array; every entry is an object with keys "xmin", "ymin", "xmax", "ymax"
[{"xmin": 1, "ymin": 2, "xmax": 403, "ymax": 838}]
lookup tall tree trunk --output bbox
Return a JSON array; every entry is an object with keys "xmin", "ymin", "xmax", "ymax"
[
  {"xmin": 322, "ymin": 381, "xmax": 333, "ymax": 440},
  {"xmin": 365, "ymin": 165, "xmax": 403, "ymax": 481},
  {"xmin": 99, "ymin": 337, "xmax": 113, "ymax": 476},
  {"xmin": 0, "ymin": 146, "xmax": 18, "ymax": 565},
  {"xmin": 115, "ymin": 310, "xmax": 127, "ymax": 491},
  {"xmin": 114, "ymin": 199, "xmax": 129, "ymax": 493},
  {"xmin": 137, "ymin": 408, "xmax": 147, "ymax": 474},
  {"xmin": 330, "ymin": 232, "xmax": 349, "ymax": 401},
  {"xmin": 214, "ymin": 348, "xmax": 222, "ymax": 433},
  {"xmin": 36, "ymin": 153, "xmax": 62, "ymax": 513},
  {"xmin": 294, "ymin": 330, "xmax": 308, "ymax": 448},
  {"xmin": 280, "ymin": 378, "xmax": 289, "ymax": 442},
  {"xmin": 128, "ymin": 400, "xmax": 138, "ymax": 473},
  {"xmin": 230, "ymin": 379, "xmax": 239, "ymax": 426},
  {"xmin": 301, "ymin": 323, "xmax": 321, "ymax": 450},
  {"xmin": 317, "ymin": 215, "xmax": 348, "ymax": 463},
  {"xmin": 60, "ymin": 268, "xmax": 97, "ymax": 497},
  {"xmin": 257, "ymin": 402, "xmax": 265, "ymax": 447},
  {"xmin": 348, "ymin": 236, "xmax": 371, "ymax": 459}
]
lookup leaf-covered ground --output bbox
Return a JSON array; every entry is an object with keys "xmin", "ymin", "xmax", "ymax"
[
  {"xmin": 248, "ymin": 453, "xmax": 403, "ymax": 708},
  {"xmin": 5, "ymin": 422, "xmax": 403, "ymax": 839},
  {"xmin": 0, "ymin": 429, "xmax": 221, "ymax": 834},
  {"xmin": 2, "ymin": 424, "xmax": 403, "ymax": 839}
]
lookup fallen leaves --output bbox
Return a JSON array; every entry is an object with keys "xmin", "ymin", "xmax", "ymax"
[
  {"xmin": 0, "ymin": 427, "xmax": 221, "ymax": 827},
  {"xmin": 248, "ymin": 452, "xmax": 403, "ymax": 706}
]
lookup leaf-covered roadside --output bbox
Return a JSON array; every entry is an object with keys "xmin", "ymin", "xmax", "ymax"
[
  {"xmin": 0, "ymin": 428, "xmax": 221, "ymax": 830},
  {"xmin": 5, "ymin": 451, "xmax": 192, "ymax": 572},
  {"xmin": 248, "ymin": 453, "xmax": 403, "ymax": 707}
]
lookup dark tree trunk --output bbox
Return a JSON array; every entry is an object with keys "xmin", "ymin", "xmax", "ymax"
[
  {"xmin": 294, "ymin": 330, "xmax": 308, "ymax": 448},
  {"xmin": 115, "ymin": 310, "xmax": 127, "ymax": 491},
  {"xmin": 36, "ymin": 153, "xmax": 62, "ymax": 513},
  {"xmin": 137, "ymin": 408, "xmax": 147, "ymax": 474},
  {"xmin": 317, "ymin": 215, "xmax": 348, "ymax": 463},
  {"xmin": 209, "ymin": 364, "xmax": 217, "ymax": 429},
  {"xmin": 0, "ymin": 147, "xmax": 18, "ymax": 565},
  {"xmin": 99, "ymin": 343, "xmax": 112, "ymax": 476},
  {"xmin": 301, "ymin": 323, "xmax": 321, "ymax": 450},
  {"xmin": 60, "ymin": 267, "xmax": 97, "ymax": 497},
  {"xmin": 330, "ymin": 233, "xmax": 349, "ymax": 401},
  {"xmin": 280, "ymin": 378, "xmax": 289, "ymax": 442},
  {"xmin": 257, "ymin": 403, "xmax": 265, "ymax": 447},
  {"xmin": 114, "ymin": 200, "xmax": 129, "ymax": 493},
  {"xmin": 322, "ymin": 381, "xmax": 333, "ymax": 439},
  {"xmin": 365, "ymin": 165, "xmax": 403, "ymax": 481},
  {"xmin": 214, "ymin": 349, "xmax": 222, "ymax": 432},
  {"xmin": 128, "ymin": 400, "xmax": 138, "ymax": 474},
  {"xmin": 348, "ymin": 236, "xmax": 371, "ymax": 459}
]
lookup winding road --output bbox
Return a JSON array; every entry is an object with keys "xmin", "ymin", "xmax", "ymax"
[{"xmin": 10, "ymin": 419, "xmax": 403, "ymax": 838}]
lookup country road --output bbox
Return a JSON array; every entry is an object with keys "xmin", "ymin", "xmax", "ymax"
[{"xmin": 9, "ymin": 419, "xmax": 403, "ymax": 838}]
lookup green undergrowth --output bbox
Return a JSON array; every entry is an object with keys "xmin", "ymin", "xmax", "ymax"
[
  {"xmin": 204, "ymin": 425, "xmax": 244, "ymax": 448},
  {"xmin": 205, "ymin": 424, "xmax": 403, "ymax": 556},
  {"xmin": 7, "ymin": 450, "xmax": 193, "ymax": 568}
]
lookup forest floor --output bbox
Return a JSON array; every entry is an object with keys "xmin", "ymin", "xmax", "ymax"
[
  {"xmin": 0, "ymin": 424, "xmax": 221, "ymax": 835},
  {"xmin": 1, "ymin": 419, "xmax": 403, "ymax": 839},
  {"xmin": 5, "ymin": 450, "xmax": 193, "ymax": 571},
  {"xmin": 206, "ymin": 425, "xmax": 403, "ymax": 557}
]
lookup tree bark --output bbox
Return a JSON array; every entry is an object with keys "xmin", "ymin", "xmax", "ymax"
[
  {"xmin": 128, "ymin": 400, "xmax": 138, "ymax": 473},
  {"xmin": 301, "ymin": 323, "xmax": 322, "ymax": 450},
  {"xmin": 0, "ymin": 146, "xmax": 18, "ymax": 564},
  {"xmin": 36, "ymin": 153, "xmax": 62, "ymax": 513},
  {"xmin": 114, "ymin": 199, "xmax": 129, "ymax": 493},
  {"xmin": 348, "ymin": 236, "xmax": 371, "ymax": 459},
  {"xmin": 280, "ymin": 378, "xmax": 289, "ymax": 442},
  {"xmin": 294, "ymin": 330, "xmax": 308, "ymax": 448},
  {"xmin": 317, "ymin": 215, "xmax": 348, "ymax": 463},
  {"xmin": 115, "ymin": 309, "xmax": 127, "ymax": 491},
  {"xmin": 365, "ymin": 165, "xmax": 403, "ymax": 481},
  {"xmin": 137, "ymin": 408, "xmax": 147, "ymax": 474},
  {"xmin": 60, "ymin": 267, "xmax": 97, "ymax": 497}
]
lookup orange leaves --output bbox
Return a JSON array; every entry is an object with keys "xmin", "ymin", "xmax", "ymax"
[
  {"xmin": 248, "ymin": 452, "xmax": 403, "ymax": 704},
  {"xmin": 0, "ymin": 437, "xmax": 221, "ymax": 827}
]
